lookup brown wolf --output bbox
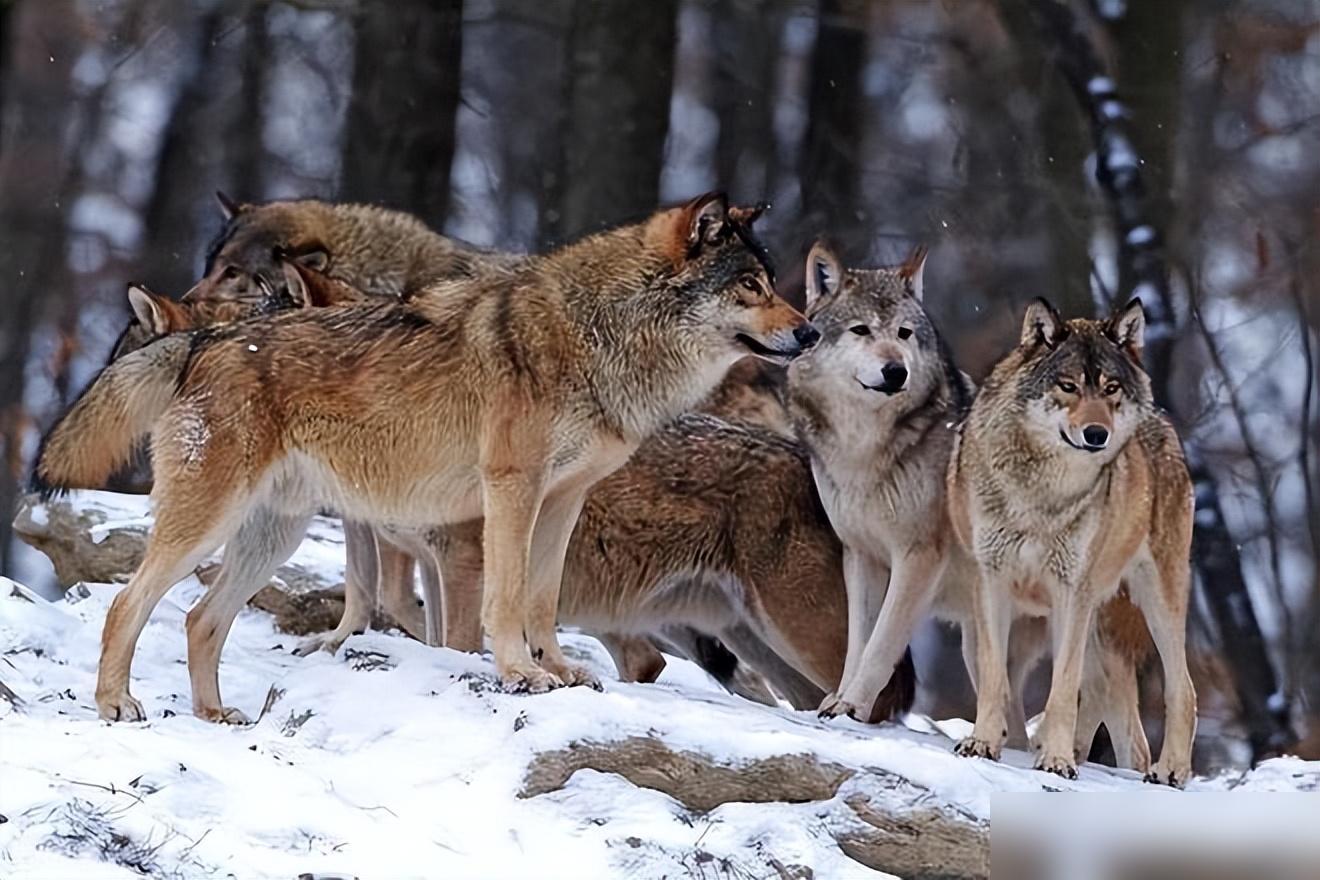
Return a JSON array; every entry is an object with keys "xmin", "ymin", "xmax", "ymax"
[
  {"xmin": 786, "ymin": 244, "xmax": 1152, "ymax": 765},
  {"xmin": 35, "ymin": 194, "xmax": 817, "ymax": 722},
  {"xmin": 948, "ymin": 297, "xmax": 1196, "ymax": 786}
]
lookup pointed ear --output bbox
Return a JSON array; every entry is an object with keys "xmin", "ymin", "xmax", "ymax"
[
  {"xmin": 215, "ymin": 190, "xmax": 242, "ymax": 221},
  {"xmin": 1107, "ymin": 297, "xmax": 1146, "ymax": 359},
  {"xmin": 728, "ymin": 202, "xmax": 769, "ymax": 227},
  {"xmin": 899, "ymin": 244, "xmax": 928, "ymax": 302},
  {"xmin": 804, "ymin": 241, "xmax": 843, "ymax": 311},
  {"xmin": 280, "ymin": 260, "xmax": 312, "ymax": 308},
  {"xmin": 685, "ymin": 192, "xmax": 729, "ymax": 252},
  {"xmin": 289, "ymin": 244, "xmax": 329, "ymax": 272},
  {"xmin": 1021, "ymin": 297, "xmax": 1066, "ymax": 349},
  {"xmin": 127, "ymin": 284, "xmax": 187, "ymax": 335}
]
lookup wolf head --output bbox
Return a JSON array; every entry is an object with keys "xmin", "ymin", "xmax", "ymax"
[
  {"xmin": 108, "ymin": 261, "xmax": 359, "ymax": 361},
  {"xmin": 186, "ymin": 192, "xmax": 332, "ymax": 304},
  {"xmin": 1009, "ymin": 297, "xmax": 1152, "ymax": 457},
  {"xmin": 787, "ymin": 241, "xmax": 957, "ymax": 413},
  {"xmin": 640, "ymin": 193, "xmax": 818, "ymax": 367}
]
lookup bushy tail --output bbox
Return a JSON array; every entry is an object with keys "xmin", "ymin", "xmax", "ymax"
[
  {"xmin": 31, "ymin": 335, "xmax": 191, "ymax": 497},
  {"xmin": 866, "ymin": 648, "xmax": 917, "ymax": 723}
]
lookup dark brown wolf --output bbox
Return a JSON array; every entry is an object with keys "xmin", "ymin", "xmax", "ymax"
[{"xmin": 35, "ymin": 194, "xmax": 817, "ymax": 723}]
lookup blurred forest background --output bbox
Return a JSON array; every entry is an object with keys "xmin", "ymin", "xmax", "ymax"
[{"xmin": 0, "ymin": 0, "xmax": 1317, "ymax": 767}]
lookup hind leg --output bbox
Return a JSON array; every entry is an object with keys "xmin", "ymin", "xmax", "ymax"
[
  {"xmin": 1006, "ymin": 616, "xmax": 1048, "ymax": 750},
  {"xmin": 295, "ymin": 520, "xmax": 378, "ymax": 656},
  {"xmin": 600, "ymin": 634, "xmax": 667, "ymax": 683},
  {"xmin": 1099, "ymin": 643, "xmax": 1151, "ymax": 772},
  {"xmin": 96, "ymin": 497, "xmax": 242, "ymax": 722},
  {"xmin": 187, "ymin": 508, "xmax": 311, "ymax": 723},
  {"xmin": 433, "ymin": 520, "xmax": 484, "ymax": 652},
  {"xmin": 377, "ymin": 539, "xmax": 425, "ymax": 640}
]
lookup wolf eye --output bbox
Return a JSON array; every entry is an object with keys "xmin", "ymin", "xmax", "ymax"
[
  {"xmin": 897, "ymin": 327, "xmax": 913, "ymax": 340},
  {"xmin": 1104, "ymin": 381, "xmax": 1121, "ymax": 396},
  {"xmin": 739, "ymin": 276, "xmax": 761, "ymax": 293},
  {"xmin": 849, "ymin": 325, "xmax": 871, "ymax": 336},
  {"xmin": 1057, "ymin": 380, "xmax": 1078, "ymax": 394}
]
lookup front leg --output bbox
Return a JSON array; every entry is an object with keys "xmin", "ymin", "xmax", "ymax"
[
  {"xmin": 1033, "ymin": 590, "xmax": 1099, "ymax": 779},
  {"xmin": 955, "ymin": 565, "xmax": 1015, "ymax": 761},
  {"xmin": 523, "ymin": 484, "xmax": 599, "ymax": 689},
  {"xmin": 480, "ymin": 462, "xmax": 557, "ymax": 693},
  {"xmin": 826, "ymin": 548, "xmax": 888, "ymax": 709},
  {"xmin": 821, "ymin": 548, "xmax": 939, "ymax": 720}
]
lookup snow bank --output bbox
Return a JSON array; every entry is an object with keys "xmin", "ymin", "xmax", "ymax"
[{"xmin": 1, "ymin": 529, "xmax": 1316, "ymax": 877}]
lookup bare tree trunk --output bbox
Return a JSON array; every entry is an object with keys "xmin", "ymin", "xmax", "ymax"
[
  {"xmin": 712, "ymin": 0, "xmax": 783, "ymax": 204},
  {"xmin": 540, "ymin": 0, "xmax": 678, "ymax": 247},
  {"xmin": 1022, "ymin": 0, "xmax": 1294, "ymax": 759},
  {"xmin": 799, "ymin": 0, "xmax": 866, "ymax": 258},
  {"xmin": 339, "ymin": 0, "xmax": 464, "ymax": 229},
  {"xmin": 138, "ymin": 10, "xmax": 226, "ymax": 297},
  {"xmin": 0, "ymin": 2, "xmax": 80, "ymax": 576}
]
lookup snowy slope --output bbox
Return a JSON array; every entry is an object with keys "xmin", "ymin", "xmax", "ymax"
[{"xmin": 1, "ymin": 503, "xmax": 1317, "ymax": 878}]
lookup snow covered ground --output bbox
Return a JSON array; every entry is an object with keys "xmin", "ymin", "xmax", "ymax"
[{"xmin": 1, "ymin": 503, "xmax": 1317, "ymax": 879}]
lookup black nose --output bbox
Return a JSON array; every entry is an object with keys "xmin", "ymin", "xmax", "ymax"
[
  {"xmin": 881, "ymin": 362, "xmax": 908, "ymax": 388},
  {"xmin": 1082, "ymin": 424, "xmax": 1109, "ymax": 447},
  {"xmin": 794, "ymin": 323, "xmax": 821, "ymax": 350}
]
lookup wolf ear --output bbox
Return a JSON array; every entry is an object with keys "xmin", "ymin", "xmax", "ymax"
[
  {"xmin": 280, "ymin": 261, "xmax": 312, "ymax": 308},
  {"xmin": 1021, "ymin": 297, "xmax": 1065, "ymax": 349},
  {"xmin": 215, "ymin": 190, "xmax": 243, "ymax": 221},
  {"xmin": 1107, "ymin": 297, "xmax": 1146, "ymax": 359},
  {"xmin": 728, "ymin": 202, "xmax": 769, "ymax": 227},
  {"xmin": 684, "ymin": 192, "xmax": 729, "ymax": 252},
  {"xmin": 899, "ymin": 244, "xmax": 928, "ymax": 302},
  {"xmin": 290, "ymin": 245, "xmax": 329, "ymax": 272},
  {"xmin": 804, "ymin": 241, "xmax": 842, "ymax": 311},
  {"xmin": 127, "ymin": 284, "xmax": 186, "ymax": 335}
]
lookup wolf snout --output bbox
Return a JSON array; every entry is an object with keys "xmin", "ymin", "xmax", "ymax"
[
  {"xmin": 1081, "ymin": 424, "xmax": 1110, "ymax": 449},
  {"xmin": 793, "ymin": 323, "xmax": 821, "ymax": 351},
  {"xmin": 881, "ymin": 362, "xmax": 908, "ymax": 390}
]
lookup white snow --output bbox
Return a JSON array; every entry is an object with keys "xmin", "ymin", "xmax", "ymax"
[{"xmin": 1, "ymin": 513, "xmax": 1317, "ymax": 877}]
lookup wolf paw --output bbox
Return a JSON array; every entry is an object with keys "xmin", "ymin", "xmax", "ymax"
[
  {"xmin": 1143, "ymin": 761, "xmax": 1191, "ymax": 789},
  {"xmin": 292, "ymin": 633, "xmax": 347, "ymax": 657},
  {"xmin": 817, "ymin": 692, "xmax": 860, "ymax": 720},
  {"xmin": 1034, "ymin": 752, "xmax": 1079, "ymax": 780},
  {"xmin": 954, "ymin": 736, "xmax": 1001, "ymax": 761},
  {"xmin": 97, "ymin": 691, "xmax": 146, "ymax": 723},
  {"xmin": 196, "ymin": 705, "xmax": 252, "ymax": 725},
  {"xmin": 500, "ymin": 665, "xmax": 565, "ymax": 694}
]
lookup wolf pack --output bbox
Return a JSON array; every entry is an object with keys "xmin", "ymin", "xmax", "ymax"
[{"xmin": 33, "ymin": 192, "xmax": 1197, "ymax": 788}]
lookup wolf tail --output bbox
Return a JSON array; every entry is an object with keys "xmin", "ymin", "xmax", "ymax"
[
  {"xmin": 867, "ymin": 647, "xmax": 918, "ymax": 722},
  {"xmin": 31, "ymin": 334, "xmax": 191, "ymax": 498}
]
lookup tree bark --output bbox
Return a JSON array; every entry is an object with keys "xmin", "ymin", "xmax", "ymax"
[
  {"xmin": 539, "ymin": 0, "xmax": 677, "ymax": 247},
  {"xmin": 1022, "ymin": 0, "xmax": 1294, "ymax": 759},
  {"xmin": 0, "ymin": 2, "xmax": 81, "ymax": 577},
  {"xmin": 798, "ymin": 0, "xmax": 867, "ymax": 258},
  {"xmin": 711, "ymin": 0, "xmax": 784, "ymax": 205},
  {"xmin": 339, "ymin": 0, "xmax": 464, "ymax": 229}
]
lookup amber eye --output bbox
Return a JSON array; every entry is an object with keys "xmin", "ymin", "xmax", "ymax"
[
  {"xmin": 739, "ymin": 276, "xmax": 761, "ymax": 293},
  {"xmin": 1104, "ymin": 381, "xmax": 1121, "ymax": 396},
  {"xmin": 221, "ymin": 266, "xmax": 240, "ymax": 281},
  {"xmin": 850, "ymin": 325, "xmax": 871, "ymax": 336},
  {"xmin": 897, "ymin": 327, "xmax": 913, "ymax": 340},
  {"xmin": 1057, "ymin": 380, "xmax": 1078, "ymax": 394}
]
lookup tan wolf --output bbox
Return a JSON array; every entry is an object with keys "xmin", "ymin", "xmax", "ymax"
[
  {"xmin": 948, "ymin": 297, "xmax": 1196, "ymax": 786},
  {"xmin": 786, "ymin": 243, "xmax": 1152, "ymax": 765},
  {"xmin": 34, "ymin": 193, "xmax": 817, "ymax": 722}
]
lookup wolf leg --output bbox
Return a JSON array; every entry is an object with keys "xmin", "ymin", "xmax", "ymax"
[
  {"xmin": 823, "ymin": 548, "xmax": 941, "ymax": 719},
  {"xmin": 480, "ymin": 463, "xmax": 555, "ymax": 692},
  {"xmin": 433, "ymin": 520, "xmax": 484, "ymax": 652},
  {"xmin": 600, "ymin": 634, "xmax": 667, "ymax": 683},
  {"xmin": 825, "ymin": 549, "xmax": 888, "ymax": 710},
  {"xmin": 187, "ymin": 508, "xmax": 311, "ymax": 723},
  {"xmin": 955, "ymin": 569, "xmax": 1015, "ymax": 761},
  {"xmin": 96, "ymin": 498, "xmax": 242, "ymax": 722},
  {"xmin": 377, "ymin": 539, "xmax": 425, "ymax": 640},
  {"xmin": 1006, "ymin": 615, "xmax": 1048, "ymax": 750},
  {"xmin": 1098, "ymin": 639, "xmax": 1151, "ymax": 772},
  {"xmin": 1033, "ymin": 591, "xmax": 1099, "ymax": 778},
  {"xmin": 524, "ymin": 485, "xmax": 598, "ymax": 689},
  {"xmin": 294, "ymin": 520, "xmax": 378, "ymax": 656},
  {"xmin": 1133, "ymin": 557, "xmax": 1196, "ymax": 787}
]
